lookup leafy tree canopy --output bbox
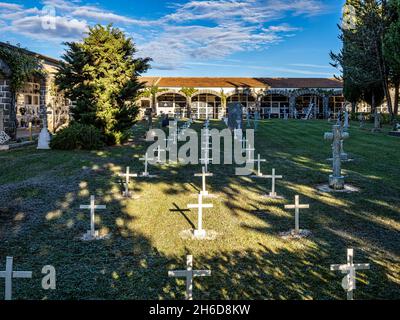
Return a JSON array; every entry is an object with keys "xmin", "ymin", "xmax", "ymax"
[{"xmin": 56, "ymin": 24, "xmax": 151, "ymax": 145}]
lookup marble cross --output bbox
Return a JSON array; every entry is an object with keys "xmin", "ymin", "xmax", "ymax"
[
  {"xmin": 119, "ymin": 166, "xmax": 138, "ymax": 197},
  {"xmin": 140, "ymin": 153, "xmax": 155, "ymax": 177},
  {"xmin": 195, "ymin": 166, "xmax": 213, "ymax": 196},
  {"xmin": 284, "ymin": 195, "xmax": 309, "ymax": 234},
  {"xmin": 80, "ymin": 195, "xmax": 106, "ymax": 238},
  {"xmin": 250, "ymin": 154, "xmax": 267, "ymax": 177},
  {"xmin": 265, "ymin": 168, "xmax": 283, "ymax": 198},
  {"xmin": 168, "ymin": 255, "xmax": 211, "ymax": 300},
  {"xmin": 324, "ymin": 125, "xmax": 349, "ymax": 190},
  {"xmin": 330, "ymin": 249, "xmax": 370, "ymax": 300},
  {"xmin": 0, "ymin": 257, "xmax": 32, "ymax": 300},
  {"xmin": 188, "ymin": 193, "xmax": 213, "ymax": 238}
]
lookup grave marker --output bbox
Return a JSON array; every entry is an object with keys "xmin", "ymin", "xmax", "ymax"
[
  {"xmin": 80, "ymin": 195, "xmax": 106, "ymax": 240},
  {"xmin": 119, "ymin": 166, "xmax": 138, "ymax": 197},
  {"xmin": 140, "ymin": 153, "xmax": 156, "ymax": 177},
  {"xmin": 264, "ymin": 168, "xmax": 283, "ymax": 198},
  {"xmin": 194, "ymin": 166, "xmax": 213, "ymax": 197},
  {"xmin": 0, "ymin": 257, "xmax": 32, "ymax": 300},
  {"xmin": 250, "ymin": 154, "xmax": 267, "ymax": 177},
  {"xmin": 330, "ymin": 249, "xmax": 370, "ymax": 300},
  {"xmin": 187, "ymin": 193, "xmax": 213, "ymax": 239},
  {"xmin": 324, "ymin": 125, "xmax": 349, "ymax": 190},
  {"xmin": 168, "ymin": 255, "xmax": 211, "ymax": 300},
  {"xmin": 284, "ymin": 195, "xmax": 309, "ymax": 234}
]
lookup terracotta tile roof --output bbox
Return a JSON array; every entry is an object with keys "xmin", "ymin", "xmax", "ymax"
[{"xmin": 139, "ymin": 77, "xmax": 343, "ymax": 89}]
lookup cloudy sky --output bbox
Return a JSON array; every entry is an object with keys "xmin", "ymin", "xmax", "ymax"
[{"xmin": 0, "ymin": 0, "xmax": 345, "ymax": 77}]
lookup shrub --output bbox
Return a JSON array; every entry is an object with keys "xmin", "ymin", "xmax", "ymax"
[{"xmin": 50, "ymin": 123, "xmax": 104, "ymax": 150}]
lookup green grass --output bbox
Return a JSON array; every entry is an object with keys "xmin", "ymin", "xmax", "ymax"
[{"xmin": 0, "ymin": 119, "xmax": 399, "ymax": 300}]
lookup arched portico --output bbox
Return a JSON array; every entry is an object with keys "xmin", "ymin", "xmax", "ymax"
[
  {"xmin": 261, "ymin": 93, "xmax": 290, "ymax": 118},
  {"xmin": 191, "ymin": 93, "xmax": 222, "ymax": 119},
  {"xmin": 156, "ymin": 92, "xmax": 187, "ymax": 117}
]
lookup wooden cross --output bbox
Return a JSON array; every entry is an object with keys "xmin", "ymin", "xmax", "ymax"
[
  {"xmin": 331, "ymin": 249, "xmax": 370, "ymax": 300},
  {"xmin": 249, "ymin": 154, "xmax": 266, "ymax": 176},
  {"xmin": 80, "ymin": 195, "xmax": 106, "ymax": 238},
  {"xmin": 187, "ymin": 193, "xmax": 213, "ymax": 238},
  {"xmin": 119, "ymin": 167, "xmax": 138, "ymax": 197},
  {"xmin": 194, "ymin": 166, "xmax": 213, "ymax": 196},
  {"xmin": 139, "ymin": 153, "xmax": 154, "ymax": 177},
  {"xmin": 265, "ymin": 168, "xmax": 283, "ymax": 197},
  {"xmin": 168, "ymin": 255, "xmax": 211, "ymax": 300},
  {"xmin": 0, "ymin": 257, "xmax": 32, "ymax": 300},
  {"xmin": 284, "ymin": 195, "xmax": 309, "ymax": 234}
]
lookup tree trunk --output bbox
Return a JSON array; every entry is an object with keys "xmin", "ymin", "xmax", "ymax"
[
  {"xmin": 186, "ymin": 97, "xmax": 191, "ymax": 119},
  {"xmin": 394, "ymin": 81, "xmax": 399, "ymax": 116},
  {"xmin": 351, "ymin": 101, "xmax": 356, "ymax": 114}
]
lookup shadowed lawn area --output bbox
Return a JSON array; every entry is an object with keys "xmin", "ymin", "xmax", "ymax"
[{"xmin": 0, "ymin": 119, "xmax": 399, "ymax": 300}]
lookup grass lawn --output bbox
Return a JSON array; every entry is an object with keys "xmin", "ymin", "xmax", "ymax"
[{"xmin": 0, "ymin": 119, "xmax": 399, "ymax": 300}]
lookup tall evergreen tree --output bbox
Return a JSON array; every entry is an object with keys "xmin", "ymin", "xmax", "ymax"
[{"xmin": 56, "ymin": 24, "xmax": 151, "ymax": 144}]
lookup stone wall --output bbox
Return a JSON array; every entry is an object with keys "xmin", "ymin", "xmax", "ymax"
[{"xmin": 0, "ymin": 75, "xmax": 15, "ymax": 138}]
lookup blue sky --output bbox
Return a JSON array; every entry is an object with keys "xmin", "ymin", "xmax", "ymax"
[{"xmin": 0, "ymin": 0, "xmax": 345, "ymax": 77}]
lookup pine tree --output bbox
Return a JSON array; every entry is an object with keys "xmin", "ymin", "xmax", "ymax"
[{"xmin": 56, "ymin": 24, "xmax": 151, "ymax": 145}]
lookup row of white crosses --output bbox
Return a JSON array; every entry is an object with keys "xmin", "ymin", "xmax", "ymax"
[{"xmin": 200, "ymin": 127, "xmax": 212, "ymax": 173}]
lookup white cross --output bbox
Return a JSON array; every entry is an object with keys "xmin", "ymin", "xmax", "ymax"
[
  {"xmin": 284, "ymin": 195, "xmax": 309, "ymax": 234},
  {"xmin": 119, "ymin": 166, "xmax": 138, "ymax": 197},
  {"xmin": 244, "ymin": 144, "xmax": 255, "ymax": 162},
  {"xmin": 168, "ymin": 255, "xmax": 211, "ymax": 300},
  {"xmin": 330, "ymin": 249, "xmax": 370, "ymax": 300},
  {"xmin": 139, "ymin": 153, "xmax": 154, "ymax": 177},
  {"xmin": 265, "ymin": 168, "xmax": 283, "ymax": 197},
  {"xmin": 80, "ymin": 195, "xmax": 106, "ymax": 238},
  {"xmin": 156, "ymin": 145, "xmax": 166, "ymax": 163},
  {"xmin": 240, "ymin": 136, "xmax": 248, "ymax": 150},
  {"xmin": 164, "ymin": 137, "xmax": 173, "ymax": 151},
  {"xmin": 0, "ymin": 257, "xmax": 32, "ymax": 300},
  {"xmin": 194, "ymin": 166, "xmax": 213, "ymax": 196},
  {"xmin": 249, "ymin": 154, "xmax": 266, "ymax": 176},
  {"xmin": 188, "ymin": 193, "xmax": 213, "ymax": 238}
]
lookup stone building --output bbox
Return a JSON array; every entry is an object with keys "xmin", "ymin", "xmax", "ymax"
[
  {"xmin": 0, "ymin": 42, "xmax": 70, "ymax": 141},
  {"xmin": 138, "ymin": 77, "xmax": 345, "ymax": 119}
]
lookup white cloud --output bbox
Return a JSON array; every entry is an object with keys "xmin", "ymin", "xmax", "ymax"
[{"xmin": 0, "ymin": 2, "xmax": 22, "ymax": 10}]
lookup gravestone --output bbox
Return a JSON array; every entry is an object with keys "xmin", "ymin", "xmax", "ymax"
[
  {"xmin": 343, "ymin": 111, "xmax": 350, "ymax": 131},
  {"xmin": 389, "ymin": 123, "xmax": 400, "ymax": 137},
  {"xmin": 168, "ymin": 255, "xmax": 211, "ymax": 300},
  {"xmin": 80, "ymin": 195, "xmax": 108, "ymax": 240},
  {"xmin": 281, "ymin": 195, "xmax": 311, "ymax": 238},
  {"xmin": 187, "ymin": 193, "xmax": 213, "ymax": 239},
  {"xmin": 330, "ymin": 249, "xmax": 370, "ymax": 300},
  {"xmin": 371, "ymin": 110, "xmax": 381, "ymax": 133},
  {"xmin": 227, "ymin": 102, "xmax": 243, "ymax": 131},
  {"xmin": 324, "ymin": 125, "xmax": 349, "ymax": 190},
  {"xmin": 0, "ymin": 257, "xmax": 32, "ymax": 300},
  {"xmin": 37, "ymin": 111, "xmax": 51, "ymax": 150},
  {"xmin": 358, "ymin": 113, "xmax": 366, "ymax": 129}
]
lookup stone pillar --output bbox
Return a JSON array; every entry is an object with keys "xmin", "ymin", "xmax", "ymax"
[
  {"xmin": 289, "ymin": 95, "xmax": 296, "ymax": 118},
  {"xmin": 323, "ymin": 95, "xmax": 330, "ymax": 119}
]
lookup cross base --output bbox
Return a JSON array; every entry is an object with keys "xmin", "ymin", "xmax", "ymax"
[
  {"xmin": 81, "ymin": 230, "xmax": 111, "ymax": 241},
  {"xmin": 279, "ymin": 229, "xmax": 312, "ymax": 239},
  {"xmin": 122, "ymin": 191, "xmax": 141, "ymax": 199},
  {"xmin": 141, "ymin": 173, "xmax": 158, "ymax": 178},
  {"xmin": 251, "ymin": 174, "xmax": 265, "ymax": 179},
  {"xmin": 329, "ymin": 175, "xmax": 345, "ymax": 190},
  {"xmin": 193, "ymin": 229, "xmax": 207, "ymax": 239},
  {"xmin": 263, "ymin": 192, "xmax": 284, "ymax": 199}
]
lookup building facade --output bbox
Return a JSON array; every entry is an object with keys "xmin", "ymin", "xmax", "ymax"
[
  {"xmin": 0, "ymin": 42, "xmax": 70, "ymax": 141},
  {"xmin": 138, "ymin": 77, "xmax": 345, "ymax": 120}
]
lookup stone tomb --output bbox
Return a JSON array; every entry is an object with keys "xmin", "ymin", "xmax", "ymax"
[
  {"xmin": 0, "ymin": 257, "xmax": 32, "ymax": 300},
  {"xmin": 168, "ymin": 255, "xmax": 211, "ymax": 300},
  {"xmin": 330, "ymin": 249, "xmax": 370, "ymax": 300}
]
